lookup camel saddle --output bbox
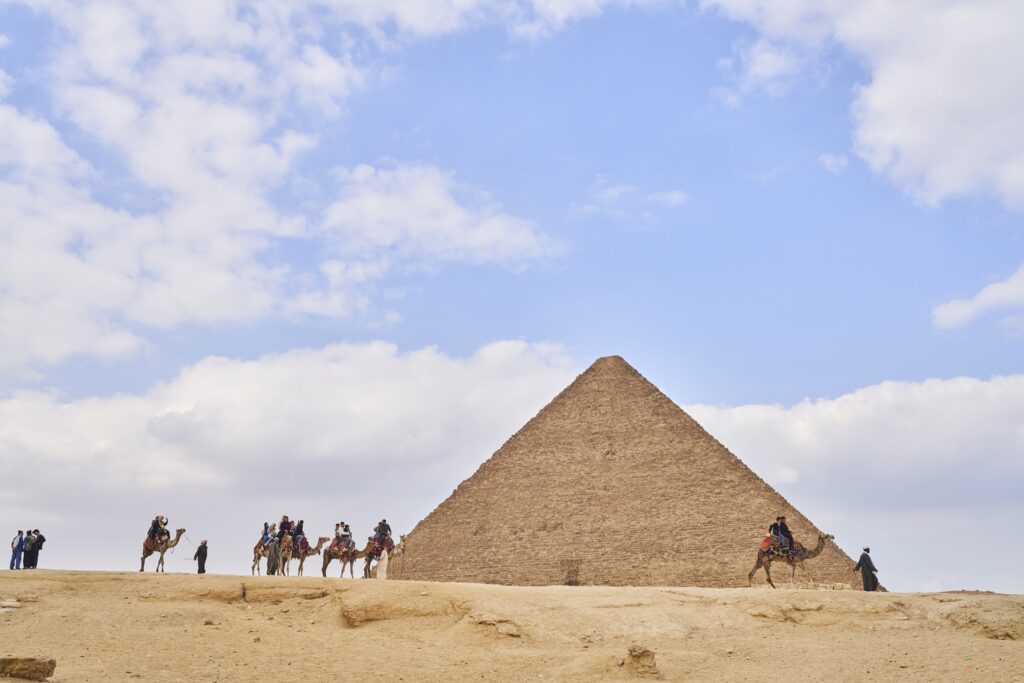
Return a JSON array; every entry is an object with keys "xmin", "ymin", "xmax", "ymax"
[
  {"xmin": 143, "ymin": 534, "xmax": 167, "ymax": 552},
  {"xmin": 368, "ymin": 536, "xmax": 394, "ymax": 560}
]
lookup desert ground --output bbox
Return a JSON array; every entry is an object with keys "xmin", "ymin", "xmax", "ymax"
[{"xmin": 1, "ymin": 570, "xmax": 1022, "ymax": 682}]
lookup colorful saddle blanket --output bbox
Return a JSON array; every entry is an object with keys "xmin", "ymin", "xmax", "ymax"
[{"xmin": 367, "ymin": 536, "xmax": 395, "ymax": 560}]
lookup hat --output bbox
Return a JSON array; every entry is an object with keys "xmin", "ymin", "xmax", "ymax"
[{"xmin": 863, "ymin": 546, "xmax": 870, "ymax": 552}]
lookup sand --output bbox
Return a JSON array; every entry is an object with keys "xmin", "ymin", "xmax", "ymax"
[{"xmin": 1, "ymin": 570, "xmax": 1021, "ymax": 681}]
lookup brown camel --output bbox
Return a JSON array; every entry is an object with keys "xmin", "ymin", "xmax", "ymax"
[
  {"xmin": 251, "ymin": 537, "xmax": 279, "ymax": 576},
  {"xmin": 279, "ymin": 535, "xmax": 294, "ymax": 576},
  {"xmin": 748, "ymin": 533, "xmax": 834, "ymax": 588},
  {"xmin": 364, "ymin": 534, "xmax": 404, "ymax": 579},
  {"xmin": 290, "ymin": 536, "xmax": 329, "ymax": 576},
  {"xmin": 321, "ymin": 539, "xmax": 372, "ymax": 578},
  {"xmin": 140, "ymin": 528, "xmax": 186, "ymax": 572}
]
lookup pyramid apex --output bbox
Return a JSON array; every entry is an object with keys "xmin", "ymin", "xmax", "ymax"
[{"xmin": 589, "ymin": 355, "xmax": 632, "ymax": 369}]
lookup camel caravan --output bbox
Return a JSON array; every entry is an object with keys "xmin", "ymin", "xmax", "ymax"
[{"xmin": 139, "ymin": 514, "xmax": 402, "ymax": 579}]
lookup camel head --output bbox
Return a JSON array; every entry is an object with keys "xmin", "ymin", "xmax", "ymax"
[
  {"xmin": 312, "ymin": 536, "xmax": 330, "ymax": 554},
  {"xmin": 821, "ymin": 533, "xmax": 834, "ymax": 541},
  {"xmin": 174, "ymin": 528, "xmax": 186, "ymax": 538}
]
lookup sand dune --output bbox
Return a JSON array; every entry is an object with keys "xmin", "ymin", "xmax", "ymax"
[{"xmin": 1, "ymin": 571, "xmax": 1021, "ymax": 681}]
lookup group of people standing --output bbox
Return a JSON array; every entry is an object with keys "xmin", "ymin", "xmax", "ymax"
[{"xmin": 8, "ymin": 529, "xmax": 46, "ymax": 570}]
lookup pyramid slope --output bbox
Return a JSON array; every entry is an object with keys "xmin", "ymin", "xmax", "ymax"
[{"xmin": 395, "ymin": 356, "xmax": 856, "ymax": 587}]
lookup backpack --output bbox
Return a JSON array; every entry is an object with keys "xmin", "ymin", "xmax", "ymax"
[{"xmin": 23, "ymin": 536, "xmax": 35, "ymax": 552}]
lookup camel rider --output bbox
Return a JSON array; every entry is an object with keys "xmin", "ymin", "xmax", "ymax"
[
  {"xmin": 261, "ymin": 522, "xmax": 270, "ymax": 548},
  {"xmin": 374, "ymin": 519, "xmax": 391, "ymax": 544},
  {"xmin": 293, "ymin": 520, "xmax": 306, "ymax": 551},
  {"xmin": 149, "ymin": 516, "xmax": 170, "ymax": 543},
  {"xmin": 769, "ymin": 516, "xmax": 795, "ymax": 554},
  {"xmin": 341, "ymin": 523, "xmax": 354, "ymax": 550},
  {"xmin": 277, "ymin": 516, "xmax": 292, "ymax": 541},
  {"xmin": 779, "ymin": 516, "xmax": 795, "ymax": 552},
  {"xmin": 148, "ymin": 516, "xmax": 162, "ymax": 542},
  {"xmin": 768, "ymin": 517, "xmax": 788, "ymax": 553}
]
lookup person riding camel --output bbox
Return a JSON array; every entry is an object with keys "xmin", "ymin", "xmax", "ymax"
[
  {"xmin": 341, "ymin": 523, "xmax": 354, "ymax": 550},
  {"xmin": 277, "ymin": 516, "xmax": 292, "ymax": 541},
  {"xmin": 373, "ymin": 519, "xmax": 391, "ymax": 552},
  {"xmin": 292, "ymin": 519, "xmax": 306, "ymax": 552},
  {"xmin": 769, "ymin": 516, "xmax": 796, "ymax": 555},
  {"xmin": 260, "ymin": 522, "xmax": 271, "ymax": 548},
  {"xmin": 148, "ymin": 516, "xmax": 169, "ymax": 544},
  {"xmin": 147, "ymin": 516, "xmax": 162, "ymax": 543}
]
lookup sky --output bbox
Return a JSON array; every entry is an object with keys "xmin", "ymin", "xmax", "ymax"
[{"xmin": 1, "ymin": 1, "xmax": 1022, "ymax": 592}]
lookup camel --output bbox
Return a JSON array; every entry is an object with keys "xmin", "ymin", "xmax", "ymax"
[
  {"xmin": 279, "ymin": 535, "xmax": 294, "ymax": 576},
  {"xmin": 251, "ymin": 540, "xmax": 271, "ymax": 576},
  {"xmin": 748, "ymin": 533, "xmax": 834, "ymax": 588},
  {"xmin": 365, "ymin": 534, "xmax": 405, "ymax": 579},
  {"xmin": 140, "ymin": 528, "xmax": 185, "ymax": 572},
  {"xmin": 290, "ymin": 536, "xmax": 329, "ymax": 576},
  {"xmin": 322, "ymin": 539, "xmax": 372, "ymax": 578}
]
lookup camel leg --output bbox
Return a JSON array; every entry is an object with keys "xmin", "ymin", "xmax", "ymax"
[
  {"xmin": 747, "ymin": 554, "xmax": 763, "ymax": 586},
  {"xmin": 140, "ymin": 548, "xmax": 149, "ymax": 572},
  {"xmin": 763, "ymin": 560, "xmax": 776, "ymax": 589},
  {"xmin": 321, "ymin": 554, "xmax": 330, "ymax": 578}
]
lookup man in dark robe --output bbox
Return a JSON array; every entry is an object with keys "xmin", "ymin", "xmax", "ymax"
[
  {"xmin": 267, "ymin": 538, "xmax": 281, "ymax": 575},
  {"xmin": 28, "ymin": 530, "xmax": 45, "ymax": 568},
  {"xmin": 853, "ymin": 546, "xmax": 879, "ymax": 591},
  {"xmin": 194, "ymin": 540, "xmax": 208, "ymax": 574}
]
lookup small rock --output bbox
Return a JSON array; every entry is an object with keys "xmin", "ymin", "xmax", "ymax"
[
  {"xmin": 623, "ymin": 645, "xmax": 658, "ymax": 677},
  {"xmin": 253, "ymin": 637, "xmax": 261, "ymax": 643},
  {"xmin": 496, "ymin": 622, "xmax": 521, "ymax": 638},
  {"xmin": 204, "ymin": 619, "xmax": 215, "ymax": 626},
  {"xmin": 0, "ymin": 600, "xmax": 21, "ymax": 609},
  {"xmin": 0, "ymin": 656, "xmax": 57, "ymax": 681}
]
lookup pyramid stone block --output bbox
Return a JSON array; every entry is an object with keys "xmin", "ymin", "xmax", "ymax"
[{"xmin": 396, "ymin": 356, "xmax": 856, "ymax": 587}]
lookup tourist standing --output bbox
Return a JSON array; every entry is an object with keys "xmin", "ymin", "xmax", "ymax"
[
  {"xmin": 9, "ymin": 530, "xmax": 24, "ymax": 570},
  {"xmin": 853, "ymin": 546, "xmax": 879, "ymax": 591},
  {"xmin": 28, "ymin": 530, "xmax": 45, "ymax": 569},
  {"xmin": 194, "ymin": 540, "xmax": 208, "ymax": 574},
  {"xmin": 22, "ymin": 531, "xmax": 36, "ymax": 569}
]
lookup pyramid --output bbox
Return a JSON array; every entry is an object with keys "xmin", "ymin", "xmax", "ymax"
[{"xmin": 396, "ymin": 356, "xmax": 856, "ymax": 587}]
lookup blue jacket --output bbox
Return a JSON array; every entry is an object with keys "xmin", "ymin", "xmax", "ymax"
[{"xmin": 11, "ymin": 535, "xmax": 24, "ymax": 551}]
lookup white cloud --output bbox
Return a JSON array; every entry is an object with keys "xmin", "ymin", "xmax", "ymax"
[
  {"xmin": 0, "ymin": 33, "xmax": 10, "ymax": 48},
  {"xmin": 703, "ymin": 1, "xmax": 1024, "ymax": 207},
  {"xmin": 323, "ymin": 163, "xmax": 558, "ymax": 265},
  {"xmin": 576, "ymin": 176, "xmax": 688, "ymax": 222},
  {"xmin": 932, "ymin": 263, "xmax": 1024, "ymax": 329},
  {"xmin": 0, "ymin": 340, "xmax": 577, "ymax": 572},
  {"xmin": 687, "ymin": 373, "xmax": 1024, "ymax": 591},
  {"xmin": 818, "ymin": 152, "xmax": 847, "ymax": 174},
  {"xmin": 645, "ymin": 189, "xmax": 689, "ymax": 206},
  {"xmin": 0, "ymin": 1, "xmax": 573, "ymax": 375},
  {"xmin": 715, "ymin": 38, "xmax": 802, "ymax": 105},
  {"xmin": 0, "ymin": 68, "xmax": 10, "ymax": 99}
]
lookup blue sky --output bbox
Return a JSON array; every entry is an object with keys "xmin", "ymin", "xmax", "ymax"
[{"xmin": 1, "ymin": 1, "xmax": 1022, "ymax": 592}]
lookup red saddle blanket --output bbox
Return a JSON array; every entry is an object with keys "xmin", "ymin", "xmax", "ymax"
[
  {"xmin": 368, "ymin": 536, "xmax": 395, "ymax": 559},
  {"xmin": 759, "ymin": 536, "xmax": 772, "ymax": 552}
]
